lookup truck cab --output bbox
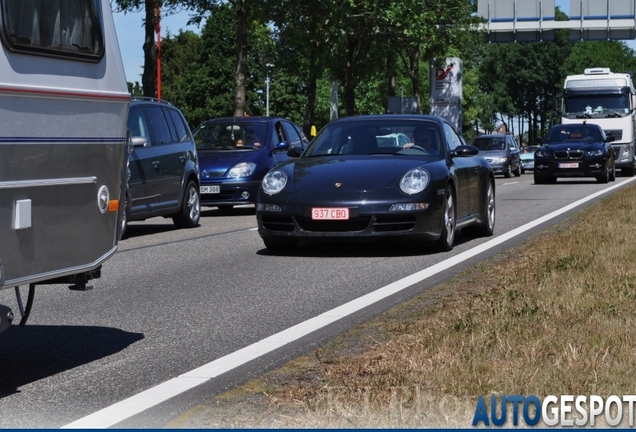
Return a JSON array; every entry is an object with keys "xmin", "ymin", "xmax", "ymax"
[{"xmin": 562, "ymin": 68, "xmax": 636, "ymax": 176}]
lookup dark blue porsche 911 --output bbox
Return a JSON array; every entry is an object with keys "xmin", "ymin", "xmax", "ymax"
[{"xmin": 256, "ymin": 115, "xmax": 496, "ymax": 252}]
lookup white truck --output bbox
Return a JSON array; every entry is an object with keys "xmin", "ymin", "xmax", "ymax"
[
  {"xmin": 0, "ymin": 0, "xmax": 131, "ymax": 335},
  {"xmin": 561, "ymin": 68, "xmax": 636, "ymax": 176}
]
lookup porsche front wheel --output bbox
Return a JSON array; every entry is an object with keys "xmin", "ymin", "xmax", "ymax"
[{"xmin": 436, "ymin": 185, "xmax": 456, "ymax": 252}]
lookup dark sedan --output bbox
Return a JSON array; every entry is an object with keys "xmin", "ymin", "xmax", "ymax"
[
  {"xmin": 256, "ymin": 115, "xmax": 496, "ymax": 252},
  {"xmin": 534, "ymin": 123, "xmax": 616, "ymax": 184},
  {"xmin": 193, "ymin": 117, "xmax": 309, "ymax": 210}
]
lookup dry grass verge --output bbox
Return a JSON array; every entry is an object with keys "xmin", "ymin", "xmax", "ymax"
[{"xmin": 167, "ymin": 183, "xmax": 636, "ymax": 428}]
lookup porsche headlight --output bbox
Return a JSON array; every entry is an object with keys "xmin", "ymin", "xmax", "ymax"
[
  {"xmin": 400, "ymin": 169, "xmax": 430, "ymax": 195},
  {"xmin": 228, "ymin": 162, "xmax": 256, "ymax": 178},
  {"xmin": 262, "ymin": 169, "xmax": 288, "ymax": 195}
]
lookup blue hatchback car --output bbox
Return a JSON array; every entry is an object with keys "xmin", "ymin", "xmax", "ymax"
[{"xmin": 193, "ymin": 117, "xmax": 310, "ymax": 209}]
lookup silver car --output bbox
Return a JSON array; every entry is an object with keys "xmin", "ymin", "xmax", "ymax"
[
  {"xmin": 470, "ymin": 133, "xmax": 522, "ymax": 178},
  {"xmin": 520, "ymin": 145, "xmax": 540, "ymax": 173}
]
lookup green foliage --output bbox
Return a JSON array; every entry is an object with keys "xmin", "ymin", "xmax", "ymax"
[
  {"xmin": 563, "ymin": 41, "xmax": 636, "ymax": 77},
  {"xmin": 124, "ymin": 1, "xmax": 636, "ymax": 144}
]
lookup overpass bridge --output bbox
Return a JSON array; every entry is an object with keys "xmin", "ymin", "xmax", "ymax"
[{"xmin": 479, "ymin": 0, "xmax": 636, "ymax": 42}]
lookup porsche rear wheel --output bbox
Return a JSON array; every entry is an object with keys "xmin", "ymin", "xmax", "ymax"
[
  {"xmin": 436, "ymin": 185, "xmax": 456, "ymax": 252},
  {"xmin": 464, "ymin": 178, "xmax": 495, "ymax": 238}
]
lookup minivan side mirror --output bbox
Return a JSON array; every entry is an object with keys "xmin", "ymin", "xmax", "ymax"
[{"xmin": 131, "ymin": 136, "xmax": 150, "ymax": 148}]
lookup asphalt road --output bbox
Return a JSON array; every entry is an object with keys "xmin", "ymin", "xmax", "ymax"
[{"xmin": 0, "ymin": 173, "xmax": 634, "ymax": 428}]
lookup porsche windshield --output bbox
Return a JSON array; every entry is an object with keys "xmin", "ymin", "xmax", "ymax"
[
  {"xmin": 194, "ymin": 122, "xmax": 268, "ymax": 149},
  {"xmin": 303, "ymin": 121, "xmax": 445, "ymax": 158}
]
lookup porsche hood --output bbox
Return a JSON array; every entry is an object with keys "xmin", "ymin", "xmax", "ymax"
[{"xmin": 289, "ymin": 157, "xmax": 426, "ymax": 192}]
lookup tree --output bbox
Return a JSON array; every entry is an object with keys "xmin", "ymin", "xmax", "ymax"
[
  {"xmin": 563, "ymin": 41, "xmax": 636, "ymax": 77},
  {"xmin": 112, "ymin": 0, "xmax": 186, "ymax": 97}
]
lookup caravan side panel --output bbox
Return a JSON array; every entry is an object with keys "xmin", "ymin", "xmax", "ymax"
[{"xmin": 0, "ymin": 0, "xmax": 130, "ymax": 288}]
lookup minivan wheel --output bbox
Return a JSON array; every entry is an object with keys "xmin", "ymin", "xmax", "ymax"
[
  {"xmin": 173, "ymin": 180, "xmax": 201, "ymax": 228},
  {"xmin": 119, "ymin": 193, "xmax": 129, "ymax": 240}
]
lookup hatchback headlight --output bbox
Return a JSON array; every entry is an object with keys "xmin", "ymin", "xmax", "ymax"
[
  {"xmin": 262, "ymin": 169, "xmax": 288, "ymax": 195},
  {"xmin": 228, "ymin": 162, "xmax": 256, "ymax": 178},
  {"xmin": 492, "ymin": 157, "xmax": 508, "ymax": 163},
  {"xmin": 400, "ymin": 169, "xmax": 429, "ymax": 195}
]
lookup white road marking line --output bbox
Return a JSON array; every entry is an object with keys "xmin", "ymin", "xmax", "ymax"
[{"xmin": 61, "ymin": 177, "xmax": 636, "ymax": 429}]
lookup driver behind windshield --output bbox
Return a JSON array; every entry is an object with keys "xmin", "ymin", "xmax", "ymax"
[{"xmin": 405, "ymin": 126, "xmax": 439, "ymax": 155}]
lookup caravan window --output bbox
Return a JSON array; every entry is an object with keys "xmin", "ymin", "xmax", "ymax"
[{"xmin": 0, "ymin": 0, "xmax": 104, "ymax": 61}]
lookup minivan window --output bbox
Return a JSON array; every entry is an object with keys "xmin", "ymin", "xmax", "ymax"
[
  {"xmin": 168, "ymin": 109, "xmax": 189, "ymax": 143},
  {"xmin": 144, "ymin": 106, "xmax": 172, "ymax": 145},
  {"xmin": 127, "ymin": 107, "xmax": 150, "ymax": 140},
  {"xmin": 0, "ymin": 0, "xmax": 105, "ymax": 61}
]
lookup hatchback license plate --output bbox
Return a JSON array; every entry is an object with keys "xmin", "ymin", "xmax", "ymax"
[
  {"xmin": 558, "ymin": 162, "xmax": 579, "ymax": 169},
  {"xmin": 312, "ymin": 207, "xmax": 349, "ymax": 220},
  {"xmin": 200, "ymin": 185, "xmax": 220, "ymax": 194}
]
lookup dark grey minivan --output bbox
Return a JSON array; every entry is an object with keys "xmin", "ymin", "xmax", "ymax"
[
  {"xmin": 470, "ymin": 133, "xmax": 521, "ymax": 178},
  {"xmin": 121, "ymin": 97, "xmax": 201, "ymax": 237}
]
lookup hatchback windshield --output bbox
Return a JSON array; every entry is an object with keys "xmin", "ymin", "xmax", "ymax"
[
  {"xmin": 303, "ymin": 120, "xmax": 445, "ymax": 158},
  {"xmin": 545, "ymin": 125, "xmax": 604, "ymax": 143},
  {"xmin": 194, "ymin": 122, "xmax": 268, "ymax": 149},
  {"xmin": 471, "ymin": 137, "xmax": 506, "ymax": 151}
]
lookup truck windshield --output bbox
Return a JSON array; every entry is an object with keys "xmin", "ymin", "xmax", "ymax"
[{"xmin": 564, "ymin": 93, "xmax": 631, "ymax": 118}]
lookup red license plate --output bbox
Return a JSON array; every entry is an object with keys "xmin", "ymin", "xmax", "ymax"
[
  {"xmin": 312, "ymin": 207, "xmax": 350, "ymax": 220},
  {"xmin": 558, "ymin": 162, "xmax": 579, "ymax": 169}
]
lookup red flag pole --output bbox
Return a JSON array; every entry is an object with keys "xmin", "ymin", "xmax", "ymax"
[{"xmin": 155, "ymin": 5, "xmax": 161, "ymax": 100}]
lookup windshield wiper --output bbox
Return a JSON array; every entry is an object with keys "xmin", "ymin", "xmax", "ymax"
[
  {"xmin": 575, "ymin": 113, "xmax": 592, "ymax": 119},
  {"xmin": 605, "ymin": 110, "xmax": 623, "ymax": 118}
]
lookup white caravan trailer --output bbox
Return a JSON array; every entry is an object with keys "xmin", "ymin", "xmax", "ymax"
[{"xmin": 0, "ymin": 0, "xmax": 130, "ymax": 334}]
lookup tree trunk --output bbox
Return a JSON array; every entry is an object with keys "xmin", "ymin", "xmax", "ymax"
[
  {"xmin": 233, "ymin": 0, "xmax": 248, "ymax": 117},
  {"xmin": 142, "ymin": 0, "xmax": 158, "ymax": 97},
  {"xmin": 343, "ymin": 36, "xmax": 356, "ymax": 116},
  {"xmin": 408, "ymin": 47, "xmax": 422, "ymax": 114},
  {"xmin": 303, "ymin": 76, "xmax": 317, "ymax": 136},
  {"xmin": 387, "ymin": 49, "xmax": 396, "ymax": 98}
]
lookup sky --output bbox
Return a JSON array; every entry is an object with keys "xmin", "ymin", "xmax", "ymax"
[
  {"xmin": 111, "ymin": 1, "xmax": 636, "ymax": 84},
  {"xmin": 112, "ymin": 9, "xmax": 204, "ymax": 83}
]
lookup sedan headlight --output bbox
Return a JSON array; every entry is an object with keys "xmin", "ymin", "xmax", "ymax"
[
  {"xmin": 400, "ymin": 169, "xmax": 430, "ymax": 195},
  {"xmin": 228, "ymin": 162, "xmax": 256, "ymax": 178},
  {"xmin": 262, "ymin": 169, "xmax": 288, "ymax": 195},
  {"xmin": 586, "ymin": 149, "xmax": 605, "ymax": 157}
]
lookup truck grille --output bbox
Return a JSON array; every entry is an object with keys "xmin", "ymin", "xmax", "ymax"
[{"xmin": 604, "ymin": 129, "xmax": 623, "ymax": 140}]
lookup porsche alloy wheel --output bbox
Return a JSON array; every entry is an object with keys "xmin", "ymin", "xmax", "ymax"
[
  {"xmin": 464, "ymin": 178, "xmax": 495, "ymax": 238},
  {"xmin": 436, "ymin": 185, "xmax": 456, "ymax": 252}
]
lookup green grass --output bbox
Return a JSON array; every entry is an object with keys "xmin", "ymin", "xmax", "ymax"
[{"xmin": 167, "ymin": 183, "xmax": 636, "ymax": 428}]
